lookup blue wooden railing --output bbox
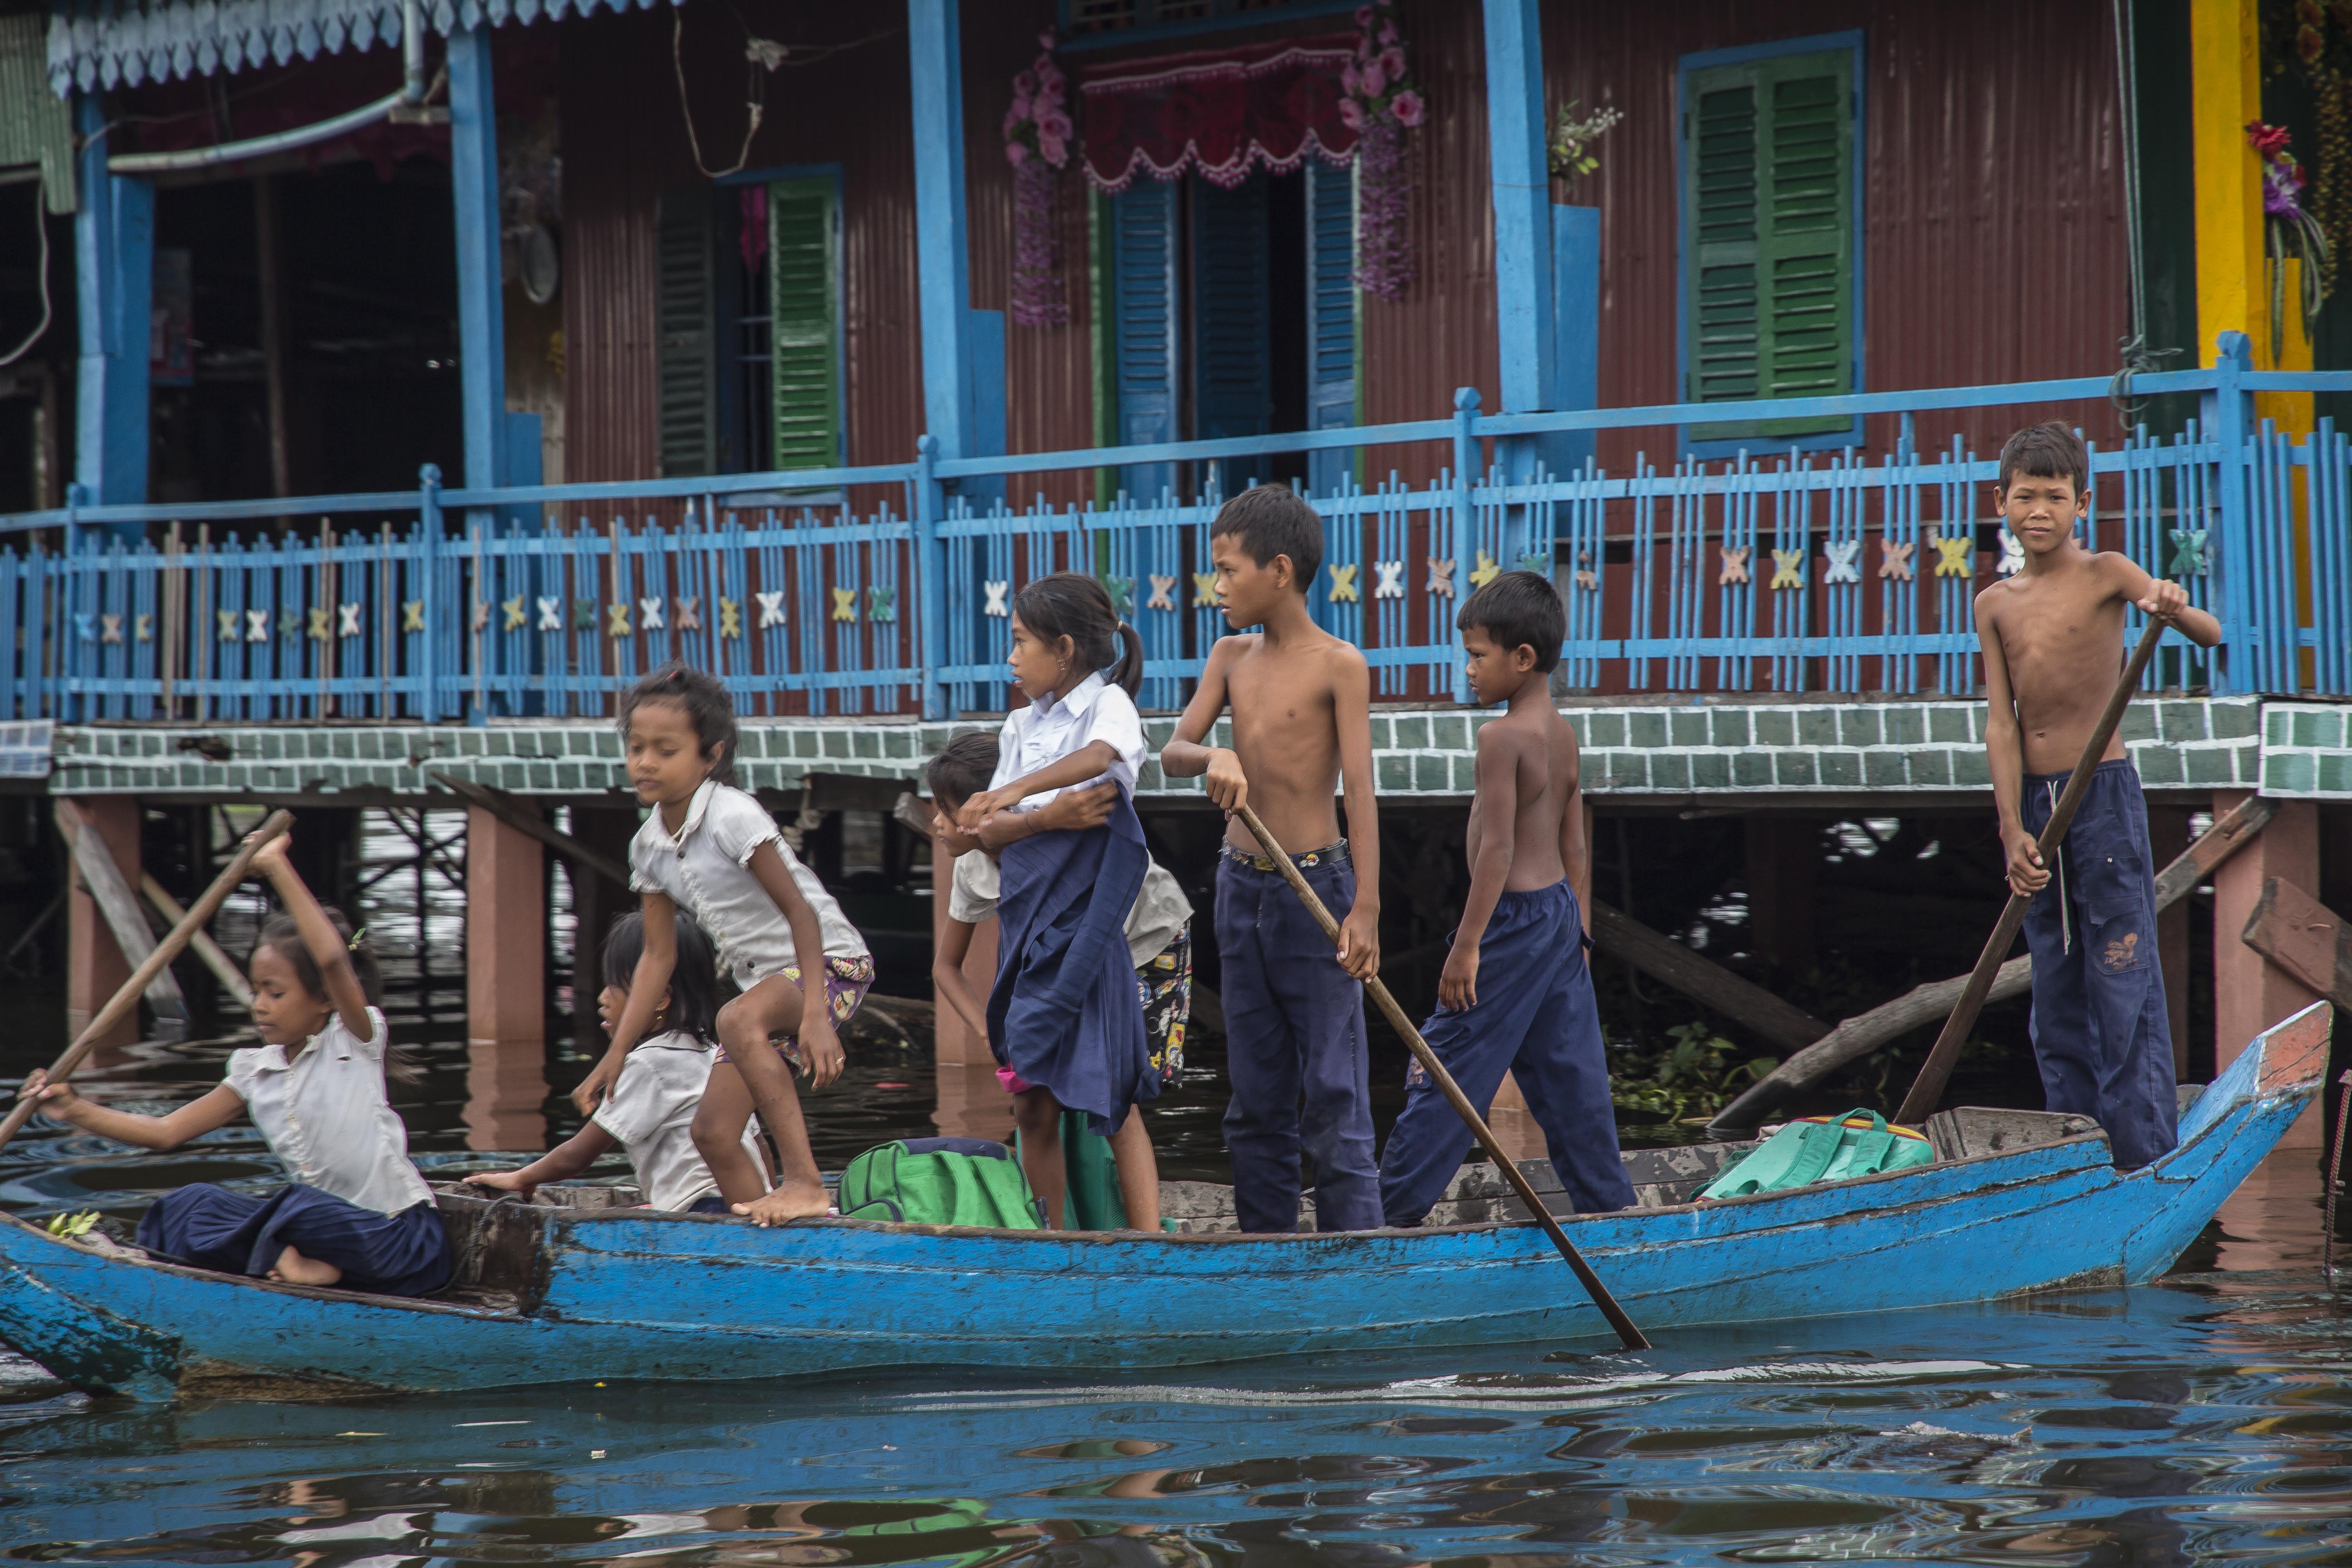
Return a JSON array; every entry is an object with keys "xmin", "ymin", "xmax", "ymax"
[{"xmin": 3, "ymin": 337, "xmax": 2348, "ymax": 725}]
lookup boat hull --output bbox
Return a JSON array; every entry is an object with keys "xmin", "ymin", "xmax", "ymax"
[{"xmin": 0, "ymin": 1003, "xmax": 2330, "ymax": 1401}]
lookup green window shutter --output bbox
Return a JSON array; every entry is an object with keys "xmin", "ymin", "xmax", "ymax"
[
  {"xmin": 1685, "ymin": 47, "xmax": 1855, "ymax": 442},
  {"xmin": 769, "ymin": 175, "xmax": 844, "ymax": 471},
  {"xmin": 655, "ymin": 189, "xmax": 716, "ymax": 479}
]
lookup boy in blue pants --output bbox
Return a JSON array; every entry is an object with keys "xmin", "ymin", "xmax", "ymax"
[{"xmin": 1378, "ymin": 572, "xmax": 1636, "ymax": 1225}]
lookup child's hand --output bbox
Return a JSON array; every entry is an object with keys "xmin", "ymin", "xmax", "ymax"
[
  {"xmin": 249, "ymin": 831, "xmax": 291, "ymax": 879},
  {"xmin": 2137, "ymin": 579, "xmax": 2190, "ymax": 622},
  {"xmin": 1037, "ymin": 781, "xmax": 1117, "ymax": 833},
  {"xmin": 1438, "ymin": 942, "xmax": 1479, "ymax": 1011},
  {"xmin": 571, "ymin": 1056, "xmax": 622, "ymax": 1116},
  {"xmin": 958, "ymin": 789, "xmax": 1014, "ymax": 834},
  {"xmin": 1201, "ymin": 749, "xmax": 1249, "ymax": 813},
  {"xmin": 14, "ymin": 1068, "xmax": 78, "ymax": 1117},
  {"xmin": 1336, "ymin": 904, "xmax": 1381, "ymax": 982},
  {"xmin": 464, "ymin": 1168, "xmax": 537, "ymax": 1201},
  {"xmin": 2004, "ymin": 826, "xmax": 2051, "ymax": 898},
  {"xmin": 797, "ymin": 1017, "xmax": 846, "ymax": 1089}
]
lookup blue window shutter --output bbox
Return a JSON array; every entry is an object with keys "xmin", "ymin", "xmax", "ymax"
[
  {"xmin": 1304, "ymin": 158, "xmax": 1357, "ymax": 494},
  {"xmin": 1190, "ymin": 175, "xmax": 1271, "ymax": 496},
  {"xmin": 1110, "ymin": 180, "xmax": 1180, "ymax": 502},
  {"xmin": 769, "ymin": 174, "xmax": 843, "ymax": 470}
]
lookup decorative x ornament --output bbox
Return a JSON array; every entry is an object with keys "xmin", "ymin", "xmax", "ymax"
[
  {"xmin": 1373, "ymin": 560, "xmax": 1405, "ymax": 599},
  {"xmin": 1718, "ymin": 546, "xmax": 1751, "ymax": 586},
  {"xmin": 1328, "ymin": 564, "xmax": 1360, "ymax": 603},
  {"xmin": 868, "ymin": 586, "xmax": 897, "ymax": 622},
  {"xmin": 1573, "ymin": 550, "xmax": 1597, "ymax": 592},
  {"xmin": 719, "ymin": 598, "xmax": 743, "ymax": 638},
  {"xmin": 1769, "ymin": 549, "xmax": 1805, "ymax": 590},
  {"xmin": 278, "ymin": 611, "xmax": 302, "ymax": 640},
  {"xmin": 2168, "ymin": 527, "xmax": 2211, "ymax": 576},
  {"xmin": 1103, "ymin": 577, "xmax": 1133, "ymax": 617},
  {"xmin": 757, "ymin": 590, "xmax": 786, "ymax": 628},
  {"xmin": 1996, "ymin": 531, "xmax": 2026, "ymax": 577},
  {"xmin": 1192, "ymin": 572, "xmax": 1219, "ymax": 608},
  {"xmin": 246, "ymin": 610, "xmax": 271, "ymax": 642},
  {"xmin": 218, "ymin": 610, "xmax": 239, "ymax": 642},
  {"xmin": 1520, "ymin": 554, "xmax": 1551, "ymax": 575},
  {"xmin": 536, "ymin": 596, "xmax": 561, "ymax": 632},
  {"xmin": 402, "ymin": 601, "xmax": 426, "ymax": 633},
  {"xmin": 502, "ymin": 594, "xmax": 526, "ymax": 632},
  {"xmin": 72, "ymin": 613, "xmax": 93, "ymax": 643},
  {"xmin": 607, "ymin": 603, "xmax": 632, "ymax": 637},
  {"xmin": 638, "ymin": 596, "xmax": 666, "ymax": 632},
  {"xmin": 675, "ymin": 597, "xmax": 702, "ymax": 632},
  {"xmin": 983, "ymin": 580, "xmax": 1010, "ymax": 617},
  {"xmin": 1823, "ymin": 540, "xmax": 1861, "ymax": 585},
  {"xmin": 1931, "ymin": 532, "xmax": 1975, "ymax": 577},
  {"xmin": 134, "ymin": 612, "xmax": 152, "ymax": 643},
  {"xmin": 830, "ymin": 587, "xmax": 858, "ymax": 622},
  {"xmin": 1426, "ymin": 557, "xmax": 1457, "ymax": 598},
  {"xmin": 1469, "ymin": 550, "xmax": 1501, "ymax": 589},
  {"xmin": 1878, "ymin": 539, "xmax": 1916, "ymax": 582},
  {"xmin": 309, "ymin": 607, "xmax": 333, "ymax": 641},
  {"xmin": 100, "ymin": 614, "xmax": 122, "ymax": 645},
  {"xmin": 339, "ymin": 603, "xmax": 363, "ymax": 637},
  {"xmin": 573, "ymin": 598, "xmax": 597, "ymax": 630},
  {"xmin": 1147, "ymin": 574, "xmax": 1177, "ymax": 612}
]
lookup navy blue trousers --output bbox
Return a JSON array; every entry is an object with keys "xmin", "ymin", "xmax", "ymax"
[
  {"xmin": 1378, "ymin": 880, "xmax": 1637, "ymax": 1225},
  {"xmin": 1215, "ymin": 847, "xmax": 1382, "ymax": 1233},
  {"xmin": 2019, "ymin": 759, "xmax": 2179, "ymax": 1169},
  {"xmin": 137, "ymin": 1183, "xmax": 453, "ymax": 1296}
]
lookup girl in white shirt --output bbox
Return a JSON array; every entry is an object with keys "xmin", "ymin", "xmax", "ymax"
[
  {"xmin": 570, "ymin": 665, "xmax": 871, "ymax": 1227},
  {"xmin": 954, "ymin": 572, "xmax": 1162, "ymax": 1228},
  {"xmin": 16, "ymin": 829, "xmax": 451, "ymax": 1295},
  {"xmin": 469, "ymin": 911, "xmax": 763, "ymax": 1213}
]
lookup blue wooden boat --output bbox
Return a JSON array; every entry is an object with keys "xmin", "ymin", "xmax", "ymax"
[{"xmin": 0, "ymin": 1003, "xmax": 2330, "ymax": 1402}]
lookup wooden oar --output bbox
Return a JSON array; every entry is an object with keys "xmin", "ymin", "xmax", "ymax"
[
  {"xmin": 1893, "ymin": 614, "xmax": 2168, "ymax": 1125},
  {"xmin": 0, "ymin": 809, "xmax": 293, "ymax": 1156},
  {"xmin": 1231, "ymin": 803, "xmax": 1650, "ymax": 1352}
]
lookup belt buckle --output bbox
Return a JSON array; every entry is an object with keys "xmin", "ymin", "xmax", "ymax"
[{"xmin": 1299, "ymin": 852, "xmax": 1319, "ymax": 867}]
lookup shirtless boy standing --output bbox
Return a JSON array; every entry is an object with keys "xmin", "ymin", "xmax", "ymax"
[
  {"xmin": 1976, "ymin": 420, "xmax": 2220, "ymax": 1169},
  {"xmin": 1377, "ymin": 572, "xmax": 1636, "ymax": 1225},
  {"xmin": 1162, "ymin": 483, "xmax": 1384, "ymax": 1233}
]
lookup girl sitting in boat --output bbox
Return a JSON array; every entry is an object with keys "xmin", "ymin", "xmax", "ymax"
[
  {"xmin": 15, "ymin": 829, "xmax": 452, "ymax": 1295},
  {"xmin": 468, "ymin": 911, "xmax": 765, "ymax": 1212},
  {"xmin": 954, "ymin": 572, "xmax": 1161, "ymax": 1228},
  {"xmin": 570, "ymin": 664, "xmax": 872, "ymax": 1226}
]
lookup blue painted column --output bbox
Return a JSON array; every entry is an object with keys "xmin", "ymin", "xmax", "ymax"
[
  {"xmin": 1480, "ymin": 0, "xmax": 1554, "ymax": 568},
  {"xmin": 72, "ymin": 95, "xmax": 154, "ymax": 542},
  {"xmin": 447, "ymin": 27, "xmax": 508, "ymax": 498}
]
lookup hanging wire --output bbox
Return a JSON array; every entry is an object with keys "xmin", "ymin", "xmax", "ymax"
[
  {"xmin": 0, "ymin": 179, "xmax": 52, "ymax": 368},
  {"xmin": 2110, "ymin": 0, "xmax": 2180, "ymax": 424}
]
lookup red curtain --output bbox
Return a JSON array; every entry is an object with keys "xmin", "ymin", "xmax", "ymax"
[{"xmin": 1080, "ymin": 36, "xmax": 1358, "ymax": 195}]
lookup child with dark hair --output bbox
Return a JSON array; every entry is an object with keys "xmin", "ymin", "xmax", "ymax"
[
  {"xmin": 469, "ymin": 911, "xmax": 762, "ymax": 1213},
  {"xmin": 928, "ymin": 731, "xmax": 1191, "ymax": 1229},
  {"xmin": 1977, "ymin": 421, "xmax": 2221, "ymax": 1168},
  {"xmin": 17, "ymin": 828, "xmax": 452, "ymax": 1295},
  {"xmin": 953, "ymin": 573, "xmax": 1163, "ymax": 1224},
  {"xmin": 1162, "ymin": 482, "xmax": 1385, "ymax": 1235},
  {"xmin": 1378, "ymin": 571, "xmax": 1635, "ymax": 1224},
  {"xmin": 574, "ymin": 663, "xmax": 872, "ymax": 1225}
]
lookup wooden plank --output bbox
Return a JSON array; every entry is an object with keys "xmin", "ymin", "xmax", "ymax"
[
  {"xmin": 139, "ymin": 872, "xmax": 253, "ymax": 1009},
  {"xmin": 428, "ymin": 771, "xmax": 631, "ymax": 889},
  {"xmin": 2240, "ymin": 876, "xmax": 2352, "ymax": 1011},
  {"xmin": 55, "ymin": 799, "xmax": 188, "ymax": 1025},
  {"xmin": 2153, "ymin": 793, "xmax": 2275, "ymax": 907},
  {"xmin": 1588, "ymin": 897, "xmax": 1830, "ymax": 1054}
]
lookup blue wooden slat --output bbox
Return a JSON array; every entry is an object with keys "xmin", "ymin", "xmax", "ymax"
[
  {"xmin": 1304, "ymin": 159, "xmax": 1357, "ymax": 495},
  {"xmin": 1110, "ymin": 181, "xmax": 1180, "ymax": 504}
]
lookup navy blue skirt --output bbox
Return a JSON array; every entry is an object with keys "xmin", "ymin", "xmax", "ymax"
[{"xmin": 136, "ymin": 1183, "xmax": 454, "ymax": 1297}]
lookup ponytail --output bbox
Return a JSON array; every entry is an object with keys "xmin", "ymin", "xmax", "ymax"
[{"xmin": 1109, "ymin": 621, "xmax": 1144, "ymax": 696}]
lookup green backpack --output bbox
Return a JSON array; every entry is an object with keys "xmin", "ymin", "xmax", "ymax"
[
  {"xmin": 1699, "ymin": 1108, "xmax": 1936, "ymax": 1200},
  {"xmin": 1017, "ymin": 1109, "xmax": 1127, "ymax": 1230},
  {"xmin": 836, "ymin": 1138, "xmax": 1048, "ymax": 1229}
]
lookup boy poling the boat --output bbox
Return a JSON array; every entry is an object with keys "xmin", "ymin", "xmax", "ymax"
[
  {"xmin": 927, "ymin": 732, "xmax": 1193, "ymax": 1229},
  {"xmin": 1374, "ymin": 573, "xmax": 1637, "ymax": 1224},
  {"xmin": 573, "ymin": 665, "xmax": 873, "ymax": 1226},
  {"xmin": 954, "ymin": 573, "xmax": 1164, "ymax": 1229},
  {"xmin": 14, "ymin": 828, "xmax": 453, "ymax": 1294},
  {"xmin": 1975, "ymin": 421, "xmax": 2222, "ymax": 1168},
  {"xmin": 468, "ymin": 911, "xmax": 766, "ymax": 1212},
  {"xmin": 1161, "ymin": 483, "xmax": 1384, "ymax": 1234}
]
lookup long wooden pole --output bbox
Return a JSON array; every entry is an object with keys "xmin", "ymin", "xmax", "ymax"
[
  {"xmin": 1231, "ymin": 804, "xmax": 1649, "ymax": 1352},
  {"xmin": 1894, "ymin": 616, "xmax": 2167, "ymax": 1125},
  {"xmin": 0, "ymin": 810, "xmax": 292, "ymax": 1156}
]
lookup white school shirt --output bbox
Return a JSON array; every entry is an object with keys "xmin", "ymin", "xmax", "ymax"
[
  {"xmin": 629, "ymin": 780, "xmax": 870, "ymax": 989},
  {"xmin": 590, "ymin": 1031, "xmax": 764, "ymax": 1211},
  {"xmin": 989, "ymin": 672, "xmax": 1147, "ymax": 808},
  {"xmin": 949, "ymin": 848, "xmax": 1191, "ymax": 969},
  {"xmin": 223, "ymin": 1005, "xmax": 434, "ymax": 1216}
]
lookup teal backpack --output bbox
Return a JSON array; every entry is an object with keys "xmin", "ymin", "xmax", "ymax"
[
  {"xmin": 836, "ymin": 1138, "xmax": 1048, "ymax": 1228},
  {"xmin": 1700, "ymin": 1108, "xmax": 1935, "ymax": 1200}
]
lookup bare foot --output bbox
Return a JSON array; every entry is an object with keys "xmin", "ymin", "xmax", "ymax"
[
  {"xmin": 268, "ymin": 1245, "xmax": 343, "ymax": 1286},
  {"xmin": 731, "ymin": 1181, "xmax": 830, "ymax": 1228}
]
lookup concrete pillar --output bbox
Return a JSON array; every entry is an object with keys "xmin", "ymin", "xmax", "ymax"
[
  {"xmin": 565, "ymin": 805, "xmax": 640, "ymax": 1053},
  {"xmin": 2146, "ymin": 805, "xmax": 2194, "ymax": 1078},
  {"xmin": 464, "ymin": 804, "xmax": 546, "ymax": 1150},
  {"xmin": 1745, "ymin": 816, "xmax": 1819, "ymax": 975},
  {"xmin": 929, "ymin": 827, "xmax": 997, "ymax": 1066},
  {"xmin": 65, "ymin": 796, "xmax": 140, "ymax": 1049},
  {"xmin": 2211, "ymin": 790, "xmax": 2322, "ymax": 1145}
]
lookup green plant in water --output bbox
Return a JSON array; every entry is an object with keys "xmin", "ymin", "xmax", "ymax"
[
  {"xmin": 1610, "ymin": 1022, "xmax": 1777, "ymax": 1123},
  {"xmin": 44, "ymin": 1211, "xmax": 99, "ymax": 1240}
]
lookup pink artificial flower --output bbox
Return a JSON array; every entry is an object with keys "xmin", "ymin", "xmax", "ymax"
[
  {"xmin": 1040, "ymin": 108, "xmax": 1073, "ymax": 141},
  {"xmin": 1391, "ymin": 88, "xmax": 1424, "ymax": 127},
  {"xmin": 1357, "ymin": 34, "xmax": 1374, "ymax": 60},
  {"xmin": 1038, "ymin": 61, "xmax": 1062, "ymax": 91},
  {"xmin": 1015, "ymin": 69, "xmax": 1037, "ymax": 97},
  {"xmin": 1379, "ymin": 46, "xmax": 1405, "ymax": 80},
  {"xmin": 1003, "ymin": 106, "xmax": 1023, "ymax": 137},
  {"xmin": 1355, "ymin": 5, "xmax": 1374, "ymax": 24},
  {"xmin": 1342, "ymin": 62, "xmax": 1361, "ymax": 94},
  {"xmin": 1036, "ymin": 81, "xmax": 1063, "ymax": 110},
  {"xmin": 1006, "ymin": 140, "xmax": 1029, "ymax": 167},
  {"xmin": 1010, "ymin": 93, "xmax": 1031, "ymax": 121},
  {"xmin": 1379, "ymin": 20, "xmax": 1398, "ymax": 45},
  {"xmin": 1361, "ymin": 60, "xmax": 1387, "ymax": 96},
  {"xmin": 1339, "ymin": 96, "xmax": 1365, "ymax": 130},
  {"xmin": 1039, "ymin": 132, "xmax": 1066, "ymax": 166},
  {"xmin": 1038, "ymin": 26, "xmax": 1056, "ymax": 49}
]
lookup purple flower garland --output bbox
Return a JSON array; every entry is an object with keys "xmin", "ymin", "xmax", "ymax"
[
  {"xmin": 1341, "ymin": 0, "xmax": 1422, "ymax": 301},
  {"xmin": 1004, "ymin": 31, "xmax": 1071, "ymax": 329}
]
